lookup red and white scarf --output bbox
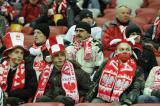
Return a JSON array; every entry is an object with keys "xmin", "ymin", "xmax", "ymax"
[
  {"xmin": 52, "ymin": 0, "xmax": 67, "ymax": 16},
  {"xmin": 34, "ymin": 61, "xmax": 79, "ymax": 102},
  {"xmin": 73, "ymin": 37, "xmax": 93, "ymax": 61},
  {"xmin": 150, "ymin": 66, "xmax": 160, "ymax": 90},
  {"xmin": 152, "ymin": 17, "xmax": 160, "ymax": 40},
  {"xmin": 0, "ymin": 60, "xmax": 25, "ymax": 91},
  {"xmin": 97, "ymin": 57, "xmax": 136, "ymax": 102},
  {"xmin": 29, "ymin": 43, "xmax": 47, "ymax": 72}
]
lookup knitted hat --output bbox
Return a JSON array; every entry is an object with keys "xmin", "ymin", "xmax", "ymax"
[
  {"xmin": 46, "ymin": 35, "xmax": 65, "ymax": 56},
  {"xmin": 76, "ymin": 22, "xmax": 91, "ymax": 34},
  {"xmin": 2, "ymin": 32, "xmax": 29, "ymax": 57},
  {"xmin": 79, "ymin": 9, "xmax": 93, "ymax": 20},
  {"xmin": 34, "ymin": 23, "xmax": 50, "ymax": 38},
  {"xmin": 125, "ymin": 24, "xmax": 142, "ymax": 38}
]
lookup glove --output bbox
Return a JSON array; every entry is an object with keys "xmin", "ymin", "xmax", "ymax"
[
  {"xmin": 48, "ymin": 8, "xmax": 54, "ymax": 16},
  {"xmin": 18, "ymin": 17, "xmax": 24, "ymax": 24}
]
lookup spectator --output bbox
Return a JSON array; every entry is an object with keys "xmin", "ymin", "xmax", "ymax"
[
  {"xmin": 138, "ymin": 66, "xmax": 160, "ymax": 103},
  {"xmin": 0, "ymin": 32, "xmax": 37, "ymax": 105},
  {"xmin": 0, "ymin": 0, "xmax": 17, "ymax": 23},
  {"xmin": 66, "ymin": 22, "xmax": 104, "ymax": 76},
  {"xmin": 86, "ymin": 37, "xmax": 144, "ymax": 106},
  {"xmin": 18, "ymin": 0, "xmax": 47, "ymax": 26},
  {"xmin": 65, "ymin": 9, "xmax": 102, "ymax": 43},
  {"xmin": 102, "ymin": 5, "xmax": 134, "ymax": 58},
  {"xmin": 28, "ymin": 23, "xmax": 50, "ymax": 80},
  {"xmin": 125, "ymin": 23, "xmax": 157, "ymax": 81},
  {"xmin": 34, "ymin": 35, "xmax": 91, "ymax": 106},
  {"xmin": 116, "ymin": 0, "xmax": 143, "ymax": 17},
  {"xmin": 143, "ymin": 9, "xmax": 160, "ymax": 65}
]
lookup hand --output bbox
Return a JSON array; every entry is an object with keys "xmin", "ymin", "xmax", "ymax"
[
  {"xmin": 18, "ymin": 17, "xmax": 24, "ymax": 24},
  {"xmin": 48, "ymin": 8, "xmax": 54, "ymax": 16}
]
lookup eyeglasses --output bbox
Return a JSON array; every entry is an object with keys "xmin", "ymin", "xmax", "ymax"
[{"xmin": 75, "ymin": 29, "xmax": 86, "ymax": 33}]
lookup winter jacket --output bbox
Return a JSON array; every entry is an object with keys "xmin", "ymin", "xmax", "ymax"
[
  {"xmin": 0, "ymin": 58, "xmax": 37, "ymax": 102},
  {"xmin": 133, "ymin": 46, "xmax": 157, "ymax": 81},
  {"xmin": 43, "ymin": 62, "xmax": 91, "ymax": 99},
  {"xmin": 101, "ymin": 18, "xmax": 133, "ymax": 58},
  {"xmin": 66, "ymin": 38, "xmax": 104, "ymax": 74},
  {"xmin": 86, "ymin": 58, "xmax": 144, "ymax": 105},
  {"xmin": 144, "ymin": 25, "xmax": 160, "ymax": 50},
  {"xmin": 143, "ymin": 66, "xmax": 160, "ymax": 98}
]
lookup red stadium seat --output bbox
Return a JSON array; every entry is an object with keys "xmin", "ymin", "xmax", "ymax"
[
  {"xmin": 132, "ymin": 103, "xmax": 160, "ymax": 106},
  {"xmin": 131, "ymin": 17, "xmax": 147, "ymax": 28},
  {"xmin": 103, "ymin": 9, "xmax": 116, "ymax": 20},
  {"xmin": 136, "ymin": 8, "xmax": 157, "ymax": 24},
  {"xmin": 20, "ymin": 102, "xmax": 64, "ymax": 106},
  {"xmin": 24, "ymin": 35, "xmax": 34, "ymax": 47},
  {"xmin": 95, "ymin": 17, "xmax": 107, "ymax": 27},
  {"xmin": 21, "ymin": 26, "xmax": 34, "ymax": 35},
  {"xmin": 49, "ymin": 26, "xmax": 68, "ymax": 36},
  {"xmin": 147, "ymin": 2, "xmax": 160, "ymax": 10},
  {"xmin": 75, "ymin": 103, "xmax": 113, "ymax": 106}
]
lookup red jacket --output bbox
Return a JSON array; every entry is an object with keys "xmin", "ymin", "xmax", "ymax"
[
  {"xmin": 21, "ymin": 3, "xmax": 42, "ymax": 23},
  {"xmin": 102, "ymin": 19, "xmax": 133, "ymax": 58}
]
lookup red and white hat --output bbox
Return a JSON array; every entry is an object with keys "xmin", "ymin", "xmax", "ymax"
[
  {"xmin": 109, "ymin": 35, "xmax": 137, "ymax": 47},
  {"xmin": 46, "ymin": 35, "xmax": 65, "ymax": 56},
  {"xmin": 2, "ymin": 32, "xmax": 29, "ymax": 57}
]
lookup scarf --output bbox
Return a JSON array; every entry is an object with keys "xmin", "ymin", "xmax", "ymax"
[
  {"xmin": 0, "ymin": 60, "xmax": 25, "ymax": 91},
  {"xmin": 72, "ymin": 37, "xmax": 93, "ymax": 61},
  {"xmin": 34, "ymin": 61, "xmax": 79, "ymax": 102},
  {"xmin": 97, "ymin": 57, "xmax": 136, "ymax": 102},
  {"xmin": 29, "ymin": 43, "xmax": 47, "ymax": 72},
  {"xmin": 149, "ymin": 66, "xmax": 160, "ymax": 90},
  {"xmin": 152, "ymin": 17, "xmax": 160, "ymax": 40},
  {"xmin": 52, "ymin": 0, "xmax": 67, "ymax": 17}
]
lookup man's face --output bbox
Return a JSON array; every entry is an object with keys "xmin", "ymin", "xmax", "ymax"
[
  {"xmin": 81, "ymin": 17, "xmax": 94, "ymax": 26},
  {"xmin": 34, "ymin": 29, "xmax": 47, "ymax": 45},
  {"xmin": 8, "ymin": 48, "xmax": 24, "ymax": 65},
  {"xmin": 116, "ymin": 42, "xmax": 132, "ymax": 55},
  {"xmin": 52, "ymin": 51, "xmax": 66, "ymax": 70},
  {"xmin": 75, "ymin": 28, "xmax": 89, "ymax": 41},
  {"xmin": 116, "ymin": 6, "xmax": 131, "ymax": 23}
]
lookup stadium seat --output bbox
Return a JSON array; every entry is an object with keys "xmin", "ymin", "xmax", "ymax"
[
  {"xmin": 147, "ymin": 0, "xmax": 160, "ymax": 4},
  {"xmin": 75, "ymin": 103, "xmax": 113, "ymax": 106},
  {"xmin": 24, "ymin": 35, "xmax": 34, "ymax": 47},
  {"xmin": 95, "ymin": 17, "xmax": 107, "ymax": 27},
  {"xmin": 21, "ymin": 26, "xmax": 34, "ymax": 35},
  {"xmin": 136, "ymin": 8, "xmax": 157, "ymax": 24},
  {"xmin": 132, "ymin": 103, "xmax": 160, "ymax": 106},
  {"xmin": 20, "ymin": 102, "xmax": 64, "ymax": 106},
  {"xmin": 147, "ymin": 2, "xmax": 160, "ymax": 10},
  {"xmin": 131, "ymin": 17, "xmax": 147, "ymax": 29},
  {"xmin": 103, "ymin": 9, "xmax": 116, "ymax": 20},
  {"xmin": 49, "ymin": 26, "xmax": 68, "ymax": 36}
]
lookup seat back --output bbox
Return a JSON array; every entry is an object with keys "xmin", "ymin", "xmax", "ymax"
[
  {"xmin": 20, "ymin": 102, "xmax": 65, "ymax": 106},
  {"xmin": 75, "ymin": 103, "xmax": 113, "ymax": 106},
  {"xmin": 24, "ymin": 35, "xmax": 34, "ymax": 47},
  {"xmin": 49, "ymin": 26, "xmax": 68, "ymax": 36},
  {"xmin": 132, "ymin": 103, "xmax": 160, "ymax": 106}
]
